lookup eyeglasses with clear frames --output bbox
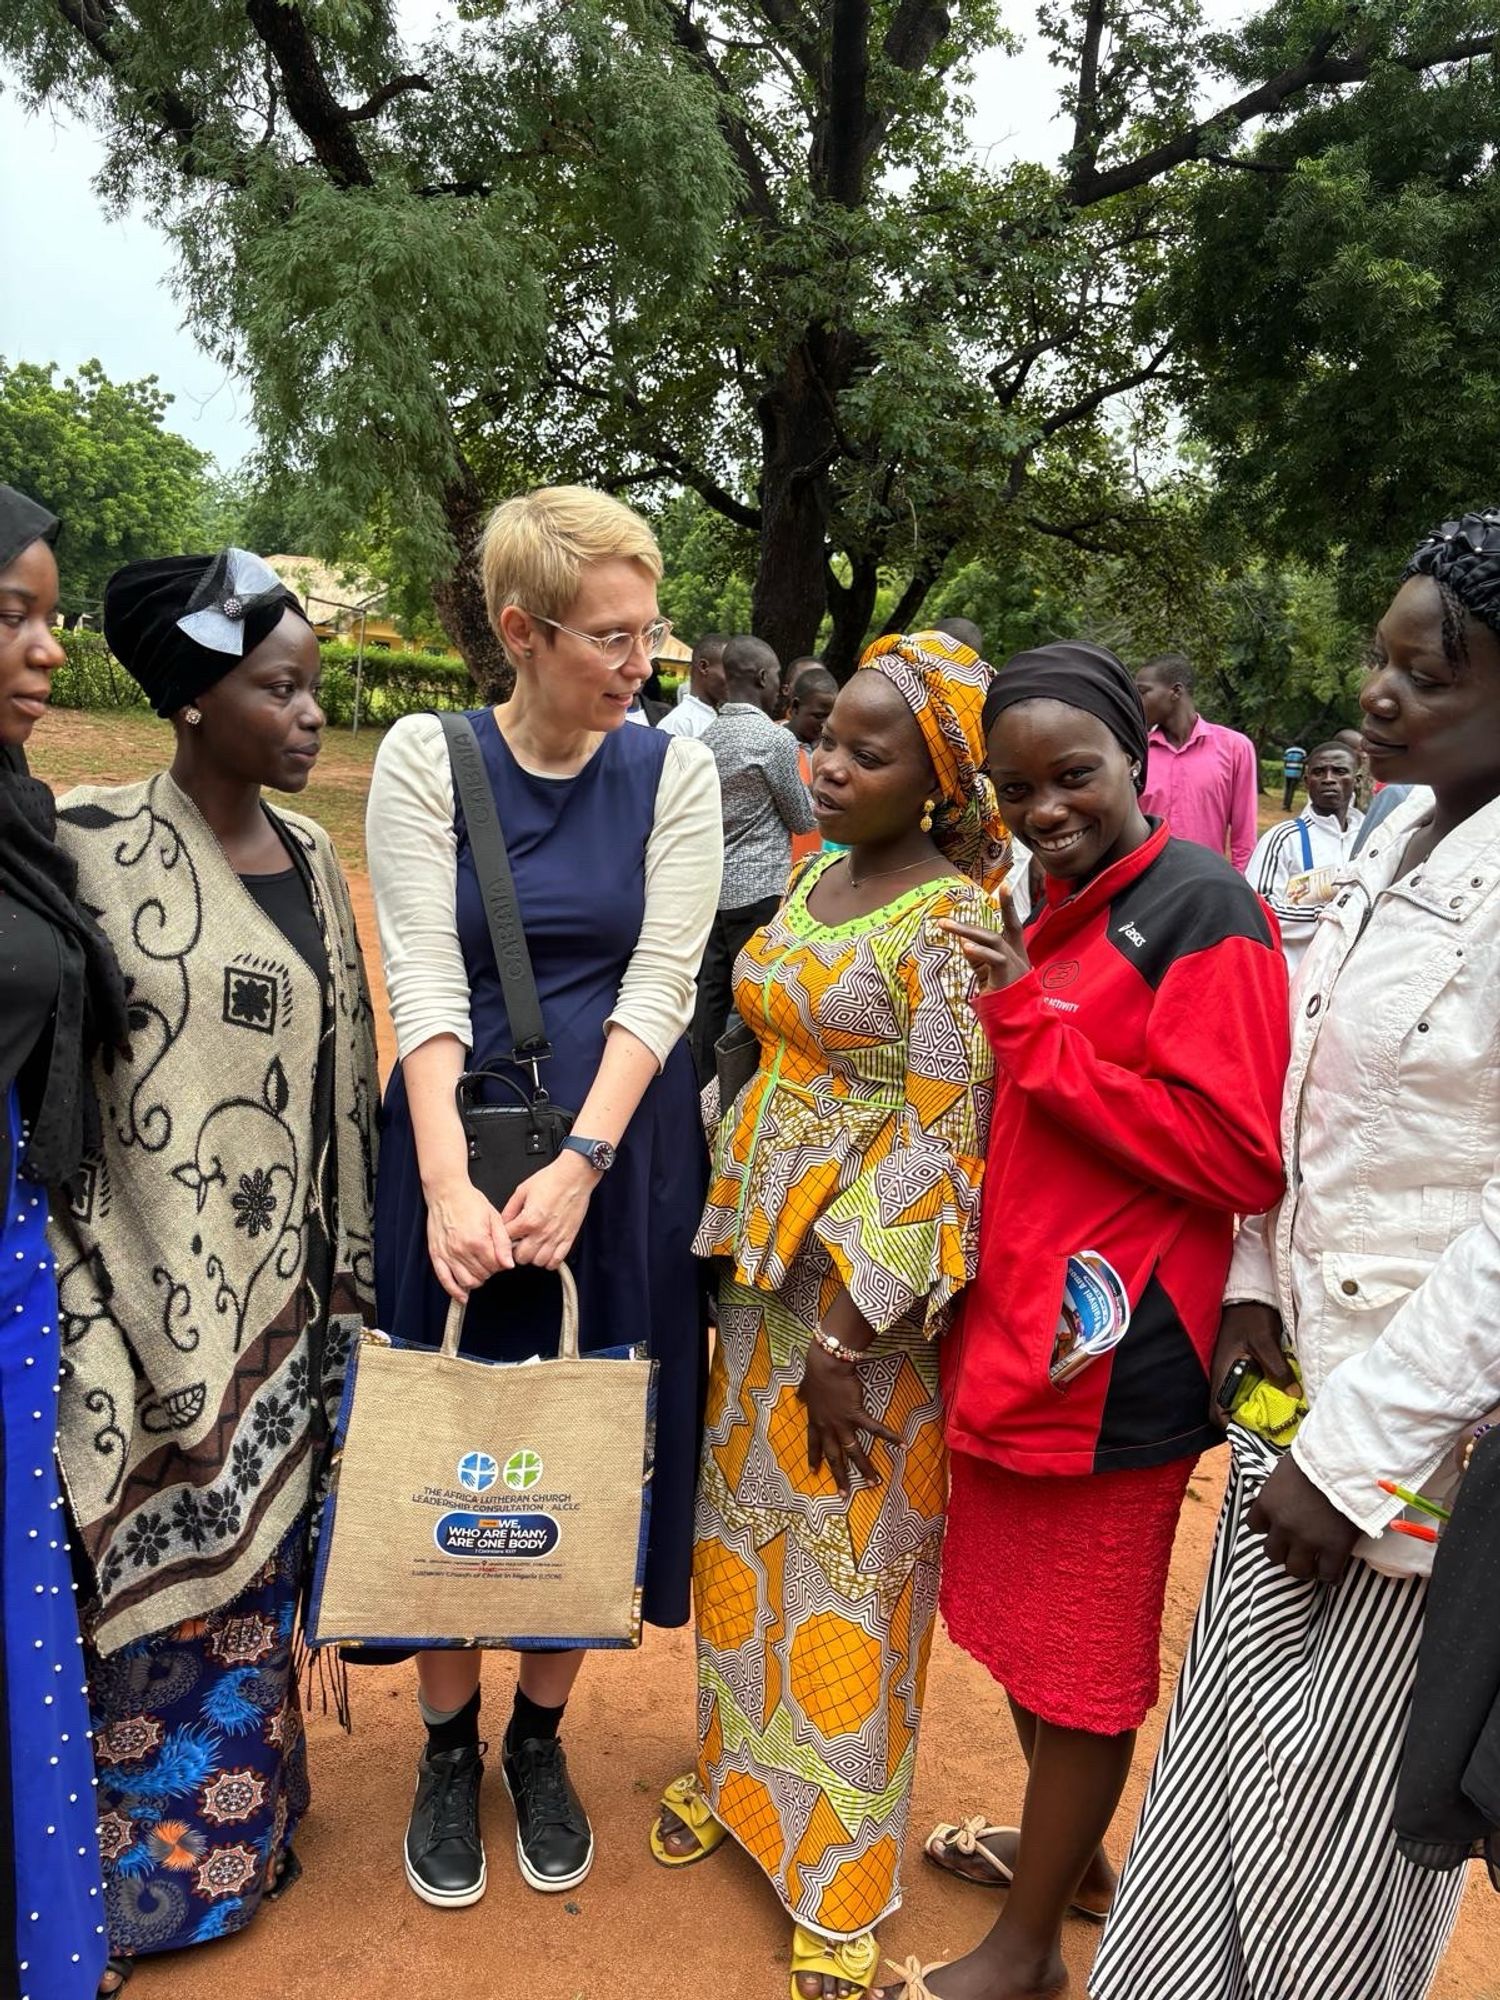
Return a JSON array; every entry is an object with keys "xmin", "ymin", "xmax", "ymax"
[{"xmin": 527, "ymin": 614, "xmax": 673, "ymax": 671}]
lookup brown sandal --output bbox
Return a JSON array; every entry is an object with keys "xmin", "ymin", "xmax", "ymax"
[{"xmin": 923, "ymin": 1816, "xmax": 1108, "ymax": 1923}]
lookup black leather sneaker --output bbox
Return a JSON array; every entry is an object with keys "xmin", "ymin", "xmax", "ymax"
[
  {"xmin": 502, "ymin": 1734, "xmax": 594, "ymax": 1892},
  {"xmin": 404, "ymin": 1742, "xmax": 487, "ymax": 1907}
]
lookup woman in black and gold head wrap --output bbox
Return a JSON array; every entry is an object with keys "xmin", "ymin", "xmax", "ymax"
[
  {"xmin": 47, "ymin": 548, "xmax": 378, "ymax": 1986},
  {"xmin": 0, "ymin": 484, "xmax": 125, "ymax": 2000}
]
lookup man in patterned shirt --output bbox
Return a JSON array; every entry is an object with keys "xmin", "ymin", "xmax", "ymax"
[{"xmin": 691, "ymin": 636, "xmax": 815, "ymax": 1078}]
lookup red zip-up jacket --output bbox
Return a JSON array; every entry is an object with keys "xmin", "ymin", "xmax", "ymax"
[{"xmin": 943, "ymin": 822, "xmax": 1290, "ymax": 1476}]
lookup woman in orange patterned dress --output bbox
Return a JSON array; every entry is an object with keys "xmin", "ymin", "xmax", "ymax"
[{"xmin": 650, "ymin": 634, "xmax": 1006, "ymax": 1999}]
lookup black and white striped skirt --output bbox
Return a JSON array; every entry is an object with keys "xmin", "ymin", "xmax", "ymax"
[{"xmin": 1090, "ymin": 1427, "xmax": 1469, "ymax": 2000}]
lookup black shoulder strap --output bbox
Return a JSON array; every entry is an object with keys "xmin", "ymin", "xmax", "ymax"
[{"xmin": 434, "ymin": 711, "xmax": 551, "ymax": 1070}]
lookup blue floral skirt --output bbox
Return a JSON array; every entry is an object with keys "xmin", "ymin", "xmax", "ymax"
[{"xmin": 87, "ymin": 1522, "xmax": 308, "ymax": 1962}]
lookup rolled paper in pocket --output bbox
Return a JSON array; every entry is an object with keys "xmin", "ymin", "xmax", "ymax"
[
  {"xmin": 1049, "ymin": 1250, "xmax": 1131, "ymax": 1386},
  {"xmin": 1285, "ymin": 864, "xmax": 1339, "ymax": 909}
]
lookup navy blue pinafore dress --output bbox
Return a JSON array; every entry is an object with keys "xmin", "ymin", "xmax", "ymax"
[{"xmin": 374, "ymin": 711, "xmax": 708, "ymax": 1626}]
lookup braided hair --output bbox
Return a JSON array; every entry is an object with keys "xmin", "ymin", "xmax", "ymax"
[{"xmin": 1402, "ymin": 509, "xmax": 1500, "ymax": 667}]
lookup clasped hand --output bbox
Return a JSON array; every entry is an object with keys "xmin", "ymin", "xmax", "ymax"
[{"xmin": 426, "ymin": 1153, "xmax": 597, "ymax": 1300}]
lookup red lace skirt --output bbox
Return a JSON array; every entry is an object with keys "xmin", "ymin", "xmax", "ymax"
[{"xmin": 941, "ymin": 1451, "xmax": 1198, "ymax": 1734}]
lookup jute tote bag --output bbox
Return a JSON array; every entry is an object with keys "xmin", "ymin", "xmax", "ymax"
[{"xmin": 306, "ymin": 1264, "xmax": 656, "ymax": 1651}]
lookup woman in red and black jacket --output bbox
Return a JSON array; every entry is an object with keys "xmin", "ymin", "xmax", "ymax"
[{"xmin": 885, "ymin": 644, "xmax": 1289, "ymax": 2000}]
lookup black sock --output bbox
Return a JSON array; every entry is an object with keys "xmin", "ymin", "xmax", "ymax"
[
  {"xmin": 506, "ymin": 1684, "xmax": 566, "ymax": 1753},
  {"xmin": 423, "ymin": 1688, "xmax": 481, "ymax": 1757}
]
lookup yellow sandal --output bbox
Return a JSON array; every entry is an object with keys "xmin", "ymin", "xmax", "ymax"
[
  {"xmin": 649, "ymin": 1772, "xmax": 728, "ymax": 1868},
  {"xmin": 789, "ymin": 1923, "xmax": 881, "ymax": 1998}
]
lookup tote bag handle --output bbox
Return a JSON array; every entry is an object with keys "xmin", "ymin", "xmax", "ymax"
[{"xmin": 440, "ymin": 1262, "xmax": 580, "ymax": 1363}]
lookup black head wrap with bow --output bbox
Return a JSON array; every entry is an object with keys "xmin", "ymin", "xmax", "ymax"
[
  {"xmin": 0, "ymin": 486, "xmax": 129, "ymax": 1188},
  {"xmin": 1402, "ymin": 509, "xmax": 1500, "ymax": 640},
  {"xmin": 103, "ymin": 548, "xmax": 308, "ymax": 716},
  {"xmin": 983, "ymin": 640, "xmax": 1150, "ymax": 792}
]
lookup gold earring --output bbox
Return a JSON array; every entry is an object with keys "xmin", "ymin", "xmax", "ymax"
[
  {"xmin": 184, "ymin": 707, "xmax": 202, "ymax": 726},
  {"xmin": 920, "ymin": 797, "xmax": 936, "ymax": 833}
]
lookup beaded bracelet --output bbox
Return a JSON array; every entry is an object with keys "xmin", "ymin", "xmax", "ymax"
[{"xmin": 812, "ymin": 1325, "xmax": 865, "ymax": 1365}]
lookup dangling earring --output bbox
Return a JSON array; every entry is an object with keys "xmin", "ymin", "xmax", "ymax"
[
  {"xmin": 920, "ymin": 797, "xmax": 936, "ymax": 833},
  {"xmin": 184, "ymin": 707, "xmax": 202, "ymax": 726}
]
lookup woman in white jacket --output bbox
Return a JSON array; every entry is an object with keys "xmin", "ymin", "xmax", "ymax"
[{"xmin": 1091, "ymin": 510, "xmax": 1500, "ymax": 2000}]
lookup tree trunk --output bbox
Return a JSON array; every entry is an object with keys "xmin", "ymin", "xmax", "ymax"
[
  {"xmin": 431, "ymin": 456, "xmax": 511, "ymax": 700},
  {"xmin": 749, "ymin": 358, "xmax": 836, "ymax": 667},
  {"xmin": 824, "ymin": 551, "xmax": 881, "ymax": 681}
]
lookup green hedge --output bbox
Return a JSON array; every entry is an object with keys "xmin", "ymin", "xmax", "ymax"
[{"xmin": 50, "ymin": 628, "xmax": 473, "ymax": 727}]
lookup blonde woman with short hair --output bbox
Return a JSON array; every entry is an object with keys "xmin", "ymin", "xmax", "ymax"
[{"xmin": 365, "ymin": 486, "xmax": 723, "ymax": 1909}]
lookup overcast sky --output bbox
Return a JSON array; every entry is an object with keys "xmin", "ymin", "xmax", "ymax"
[{"xmin": 0, "ymin": 2, "xmax": 1248, "ymax": 473}]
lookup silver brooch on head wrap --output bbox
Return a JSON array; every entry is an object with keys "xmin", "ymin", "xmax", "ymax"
[{"xmin": 176, "ymin": 548, "xmax": 288, "ymax": 655}]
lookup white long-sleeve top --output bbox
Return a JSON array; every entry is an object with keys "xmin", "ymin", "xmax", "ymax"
[
  {"xmin": 366, "ymin": 712, "xmax": 722, "ymax": 1067},
  {"xmin": 1227, "ymin": 790, "xmax": 1500, "ymax": 1577}
]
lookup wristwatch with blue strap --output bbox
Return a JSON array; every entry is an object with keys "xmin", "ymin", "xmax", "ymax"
[{"xmin": 562, "ymin": 1135, "xmax": 617, "ymax": 1174}]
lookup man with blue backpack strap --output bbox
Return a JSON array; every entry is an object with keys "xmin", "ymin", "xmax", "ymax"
[{"xmin": 1244, "ymin": 738, "xmax": 1364, "ymax": 973}]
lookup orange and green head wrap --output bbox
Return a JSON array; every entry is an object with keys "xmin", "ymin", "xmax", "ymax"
[{"xmin": 859, "ymin": 628, "xmax": 1010, "ymax": 891}]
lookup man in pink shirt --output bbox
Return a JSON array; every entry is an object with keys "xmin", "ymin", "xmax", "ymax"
[{"xmin": 1133, "ymin": 653, "xmax": 1259, "ymax": 870}]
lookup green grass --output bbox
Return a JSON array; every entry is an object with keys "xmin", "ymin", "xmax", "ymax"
[{"xmin": 28, "ymin": 708, "xmax": 387, "ymax": 874}]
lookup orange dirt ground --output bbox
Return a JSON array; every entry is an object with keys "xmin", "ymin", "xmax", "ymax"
[{"xmin": 29, "ymin": 713, "xmax": 1499, "ymax": 1999}]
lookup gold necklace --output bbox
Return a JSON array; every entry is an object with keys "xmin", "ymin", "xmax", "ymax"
[{"xmin": 845, "ymin": 855, "xmax": 937, "ymax": 890}]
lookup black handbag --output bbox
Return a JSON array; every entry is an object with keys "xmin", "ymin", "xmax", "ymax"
[
  {"xmin": 436, "ymin": 712, "xmax": 575, "ymax": 1207},
  {"xmin": 713, "ymin": 1010, "xmax": 762, "ymax": 1115}
]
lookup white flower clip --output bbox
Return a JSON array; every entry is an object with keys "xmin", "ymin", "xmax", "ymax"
[{"xmin": 177, "ymin": 547, "xmax": 289, "ymax": 655}]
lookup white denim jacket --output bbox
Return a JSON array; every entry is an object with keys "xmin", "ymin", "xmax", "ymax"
[{"xmin": 1227, "ymin": 787, "xmax": 1500, "ymax": 1577}]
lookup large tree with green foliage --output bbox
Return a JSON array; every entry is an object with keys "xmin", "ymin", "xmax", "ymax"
[
  {"xmin": 519, "ymin": 0, "xmax": 1499, "ymax": 669},
  {"xmin": 2, "ymin": 0, "xmax": 736, "ymax": 689},
  {"xmin": 1165, "ymin": 9, "xmax": 1500, "ymax": 623},
  {"xmin": 4, "ymin": 3, "xmax": 1494, "ymax": 680},
  {"xmin": 0, "ymin": 357, "xmax": 209, "ymax": 616}
]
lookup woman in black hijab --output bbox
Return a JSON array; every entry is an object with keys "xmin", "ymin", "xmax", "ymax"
[
  {"xmin": 0, "ymin": 484, "xmax": 125, "ymax": 2000},
  {"xmin": 878, "ymin": 643, "xmax": 1290, "ymax": 2000}
]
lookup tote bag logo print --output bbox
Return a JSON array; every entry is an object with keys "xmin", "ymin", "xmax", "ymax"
[
  {"xmin": 306, "ymin": 1265, "xmax": 656, "ymax": 1650},
  {"xmin": 503, "ymin": 1448, "xmax": 543, "ymax": 1491},
  {"xmin": 458, "ymin": 1451, "xmax": 498, "ymax": 1493}
]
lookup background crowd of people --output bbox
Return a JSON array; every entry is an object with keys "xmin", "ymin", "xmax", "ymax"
[{"xmin": 3, "ymin": 476, "xmax": 1500, "ymax": 2000}]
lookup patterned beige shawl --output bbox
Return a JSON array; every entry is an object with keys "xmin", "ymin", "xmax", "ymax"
[{"xmin": 51, "ymin": 772, "xmax": 377, "ymax": 1653}]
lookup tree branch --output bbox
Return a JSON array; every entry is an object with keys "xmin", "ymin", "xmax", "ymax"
[
  {"xmin": 547, "ymin": 364, "xmax": 765, "ymax": 532},
  {"xmin": 659, "ymin": 1, "xmax": 782, "ymax": 225},
  {"xmin": 883, "ymin": 0, "xmax": 952, "ymax": 76},
  {"xmin": 1037, "ymin": 344, "xmax": 1175, "ymax": 439},
  {"xmin": 337, "ymin": 73, "xmax": 431, "ymax": 125},
  {"xmin": 243, "ymin": 0, "xmax": 374, "ymax": 187},
  {"xmin": 1068, "ymin": 0, "xmax": 1108, "ymax": 176},
  {"xmin": 745, "ymin": 0, "xmax": 821, "ymax": 85},
  {"xmin": 1069, "ymin": 30, "xmax": 1498, "ymax": 207},
  {"xmin": 53, "ymin": 0, "xmax": 248, "ymax": 184},
  {"xmin": 824, "ymin": 0, "xmax": 871, "ymax": 208},
  {"xmin": 1201, "ymin": 151, "xmax": 1294, "ymax": 175},
  {"xmin": 1022, "ymin": 514, "xmax": 1119, "ymax": 555},
  {"xmin": 887, "ymin": 543, "xmax": 954, "ymax": 633}
]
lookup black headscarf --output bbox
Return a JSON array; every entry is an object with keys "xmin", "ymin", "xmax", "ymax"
[
  {"xmin": 0, "ymin": 488, "xmax": 129, "ymax": 1188},
  {"xmin": 983, "ymin": 640, "xmax": 1150, "ymax": 794},
  {"xmin": 1403, "ymin": 509, "xmax": 1500, "ymax": 639},
  {"xmin": 0, "ymin": 484, "xmax": 59, "ymax": 571},
  {"xmin": 104, "ymin": 548, "xmax": 306, "ymax": 716}
]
